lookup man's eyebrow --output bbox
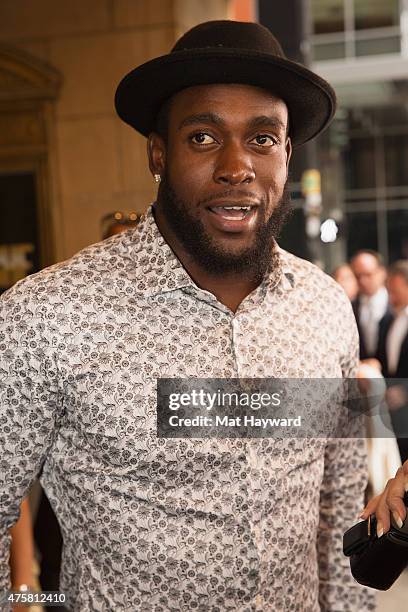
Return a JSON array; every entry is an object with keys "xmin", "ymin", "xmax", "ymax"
[
  {"xmin": 247, "ymin": 115, "xmax": 287, "ymax": 132},
  {"xmin": 177, "ymin": 113, "xmax": 226, "ymax": 130},
  {"xmin": 177, "ymin": 113, "xmax": 288, "ymax": 134}
]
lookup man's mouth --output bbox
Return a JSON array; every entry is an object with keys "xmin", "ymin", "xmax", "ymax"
[{"xmin": 208, "ymin": 205, "xmax": 254, "ymax": 221}]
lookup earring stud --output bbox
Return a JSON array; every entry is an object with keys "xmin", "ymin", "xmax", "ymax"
[{"xmin": 154, "ymin": 174, "xmax": 161, "ymax": 183}]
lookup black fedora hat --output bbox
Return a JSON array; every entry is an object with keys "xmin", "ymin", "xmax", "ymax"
[{"xmin": 115, "ymin": 20, "xmax": 336, "ymax": 146}]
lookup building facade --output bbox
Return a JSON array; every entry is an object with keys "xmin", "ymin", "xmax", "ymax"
[
  {"xmin": 312, "ymin": 0, "xmax": 408, "ymax": 268},
  {"xmin": 0, "ymin": 0, "xmax": 231, "ymax": 293}
]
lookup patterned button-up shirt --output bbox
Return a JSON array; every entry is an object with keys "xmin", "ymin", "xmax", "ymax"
[{"xmin": 0, "ymin": 206, "xmax": 375, "ymax": 611}]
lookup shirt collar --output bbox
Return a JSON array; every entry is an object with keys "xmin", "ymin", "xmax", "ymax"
[
  {"xmin": 361, "ymin": 286, "xmax": 388, "ymax": 306},
  {"xmin": 126, "ymin": 204, "xmax": 291, "ymax": 299},
  {"xmin": 126, "ymin": 204, "xmax": 196, "ymax": 296}
]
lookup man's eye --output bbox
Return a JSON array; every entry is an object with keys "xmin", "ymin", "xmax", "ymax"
[
  {"xmin": 190, "ymin": 133, "xmax": 216, "ymax": 145},
  {"xmin": 251, "ymin": 134, "xmax": 277, "ymax": 147}
]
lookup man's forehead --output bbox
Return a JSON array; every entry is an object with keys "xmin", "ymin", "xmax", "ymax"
[
  {"xmin": 388, "ymin": 274, "xmax": 407, "ymax": 286},
  {"xmin": 353, "ymin": 254, "xmax": 380, "ymax": 270},
  {"xmin": 168, "ymin": 83, "xmax": 288, "ymax": 124}
]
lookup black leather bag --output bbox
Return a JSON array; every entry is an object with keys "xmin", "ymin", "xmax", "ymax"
[{"xmin": 343, "ymin": 493, "xmax": 408, "ymax": 590}]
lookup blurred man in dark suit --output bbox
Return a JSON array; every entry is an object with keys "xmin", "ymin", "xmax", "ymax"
[
  {"xmin": 376, "ymin": 260, "xmax": 408, "ymax": 463},
  {"xmin": 351, "ymin": 250, "xmax": 390, "ymax": 359}
]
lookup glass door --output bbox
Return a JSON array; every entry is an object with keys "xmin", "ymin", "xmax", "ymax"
[{"xmin": 0, "ymin": 172, "xmax": 39, "ymax": 294}]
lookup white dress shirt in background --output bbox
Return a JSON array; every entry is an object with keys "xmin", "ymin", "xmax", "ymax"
[
  {"xmin": 359, "ymin": 286, "xmax": 388, "ymax": 355},
  {"xmin": 386, "ymin": 306, "xmax": 408, "ymax": 375}
]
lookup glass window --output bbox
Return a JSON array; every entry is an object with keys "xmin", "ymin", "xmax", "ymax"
[
  {"xmin": 356, "ymin": 35, "xmax": 400, "ymax": 56},
  {"xmin": 387, "ymin": 209, "xmax": 408, "ymax": 262},
  {"xmin": 0, "ymin": 172, "xmax": 38, "ymax": 294},
  {"xmin": 346, "ymin": 211, "xmax": 378, "ymax": 257},
  {"xmin": 312, "ymin": 0, "xmax": 344, "ymax": 34},
  {"xmin": 311, "ymin": 0, "xmax": 401, "ymax": 60},
  {"xmin": 344, "ymin": 137, "xmax": 376, "ymax": 190},
  {"xmin": 313, "ymin": 40, "xmax": 346, "ymax": 61},
  {"xmin": 384, "ymin": 133, "xmax": 408, "ymax": 187},
  {"xmin": 354, "ymin": 0, "xmax": 400, "ymax": 30}
]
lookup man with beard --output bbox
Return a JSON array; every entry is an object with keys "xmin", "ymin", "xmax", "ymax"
[{"xmin": 0, "ymin": 21, "xmax": 373, "ymax": 612}]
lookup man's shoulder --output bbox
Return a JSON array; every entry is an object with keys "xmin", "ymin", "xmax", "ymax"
[
  {"xmin": 278, "ymin": 249, "xmax": 358, "ymax": 356},
  {"xmin": 0, "ymin": 230, "xmax": 136, "ymax": 307},
  {"xmin": 279, "ymin": 248, "xmax": 350, "ymax": 302}
]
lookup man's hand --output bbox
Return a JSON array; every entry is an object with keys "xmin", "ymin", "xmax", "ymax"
[
  {"xmin": 360, "ymin": 358, "xmax": 382, "ymax": 372},
  {"xmin": 360, "ymin": 460, "xmax": 408, "ymax": 537}
]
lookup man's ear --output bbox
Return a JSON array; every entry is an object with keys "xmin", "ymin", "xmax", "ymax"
[
  {"xmin": 285, "ymin": 137, "xmax": 292, "ymax": 176},
  {"xmin": 147, "ymin": 132, "xmax": 166, "ymax": 178}
]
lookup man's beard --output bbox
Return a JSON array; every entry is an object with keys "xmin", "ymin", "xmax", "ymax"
[{"xmin": 157, "ymin": 175, "xmax": 292, "ymax": 282}]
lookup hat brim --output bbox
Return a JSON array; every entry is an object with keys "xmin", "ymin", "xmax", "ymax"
[{"xmin": 114, "ymin": 48, "xmax": 336, "ymax": 146}]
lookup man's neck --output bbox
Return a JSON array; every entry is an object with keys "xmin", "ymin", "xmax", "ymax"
[{"xmin": 153, "ymin": 205, "xmax": 261, "ymax": 313}]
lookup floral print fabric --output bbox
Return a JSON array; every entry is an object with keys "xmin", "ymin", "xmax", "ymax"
[{"xmin": 0, "ymin": 206, "xmax": 375, "ymax": 611}]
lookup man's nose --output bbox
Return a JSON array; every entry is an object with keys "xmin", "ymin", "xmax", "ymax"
[{"xmin": 213, "ymin": 142, "xmax": 255, "ymax": 185}]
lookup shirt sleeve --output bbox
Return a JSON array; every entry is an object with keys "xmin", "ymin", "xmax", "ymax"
[
  {"xmin": 0, "ymin": 279, "xmax": 62, "ymax": 597},
  {"xmin": 317, "ymin": 291, "xmax": 376, "ymax": 611}
]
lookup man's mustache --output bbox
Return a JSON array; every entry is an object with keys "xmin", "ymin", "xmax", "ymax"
[{"xmin": 198, "ymin": 189, "xmax": 263, "ymax": 207}]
